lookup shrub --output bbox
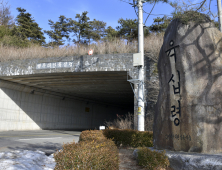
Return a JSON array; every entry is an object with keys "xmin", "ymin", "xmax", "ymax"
[
  {"xmin": 54, "ymin": 138, "xmax": 119, "ymax": 170},
  {"xmin": 79, "ymin": 130, "xmax": 106, "ymax": 142},
  {"xmin": 0, "ymin": 35, "xmax": 32, "ymax": 48},
  {"xmin": 137, "ymin": 147, "xmax": 170, "ymax": 170},
  {"xmin": 54, "ymin": 129, "xmax": 169, "ymax": 170},
  {"xmin": 103, "ymin": 129, "xmax": 153, "ymax": 148},
  {"xmin": 173, "ymin": 10, "xmax": 212, "ymax": 25}
]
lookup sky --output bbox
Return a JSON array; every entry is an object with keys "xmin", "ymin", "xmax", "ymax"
[{"xmin": 6, "ymin": 0, "xmax": 219, "ymax": 45}]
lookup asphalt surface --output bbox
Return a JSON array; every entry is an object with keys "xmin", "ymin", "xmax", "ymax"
[{"xmin": 0, "ymin": 130, "xmax": 81, "ymax": 156}]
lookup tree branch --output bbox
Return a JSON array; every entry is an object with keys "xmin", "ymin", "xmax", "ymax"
[{"xmin": 196, "ymin": 0, "xmax": 207, "ymax": 11}]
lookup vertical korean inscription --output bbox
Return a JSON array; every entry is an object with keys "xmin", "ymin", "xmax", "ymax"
[{"xmin": 165, "ymin": 40, "xmax": 180, "ymax": 126}]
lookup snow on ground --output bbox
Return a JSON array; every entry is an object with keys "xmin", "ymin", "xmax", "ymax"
[{"xmin": 0, "ymin": 150, "xmax": 56, "ymax": 170}]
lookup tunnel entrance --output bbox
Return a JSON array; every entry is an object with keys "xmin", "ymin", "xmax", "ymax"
[
  {"xmin": 0, "ymin": 71, "xmax": 134, "ymax": 131},
  {"xmin": 1, "ymin": 71, "xmax": 134, "ymax": 107}
]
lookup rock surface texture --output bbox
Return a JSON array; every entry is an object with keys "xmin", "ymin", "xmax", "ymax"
[{"xmin": 154, "ymin": 18, "xmax": 222, "ymax": 153}]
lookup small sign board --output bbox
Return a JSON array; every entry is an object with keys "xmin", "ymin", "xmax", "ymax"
[
  {"xmin": 36, "ymin": 62, "xmax": 73, "ymax": 70},
  {"xmin": 99, "ymin": 126, "xmax": 105, "ymax": 130},
  {"xmin": 138, "ymin": 107, "xmax": 141, "ymax": 112},
  {"xmin": 88, "ymin": 49, "xmax": 93, "ymax": 55}
]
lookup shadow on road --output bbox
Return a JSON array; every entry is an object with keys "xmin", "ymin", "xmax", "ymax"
[{"xmin": 7, "ymin": 142, "xmax": 65, "ymax": 156}]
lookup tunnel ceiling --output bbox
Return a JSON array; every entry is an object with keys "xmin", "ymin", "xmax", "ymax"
[{"xmin": 0, "ymin": 71, "xmax": 134, "ymax": 107}]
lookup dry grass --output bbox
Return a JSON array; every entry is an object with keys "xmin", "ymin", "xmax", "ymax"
[
  {"xmin": 0, "ymin": 34, "xmax": 163, "ymax": 62},
  {"xmin": 104, "ymin": 112, "xmax": 134, "ymax": 130},
  {"xmin": 104, "ymin": 112, "xmax": 154, "ymax": 131}
]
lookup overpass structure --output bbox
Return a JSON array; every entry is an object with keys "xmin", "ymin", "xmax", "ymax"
[{"xmin": 0, "ymin": 53, "xmax": 148, "ymax": 131}]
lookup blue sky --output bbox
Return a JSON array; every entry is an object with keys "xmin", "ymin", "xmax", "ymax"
[{"xmin": 7, "ymin": 0, "xmax": 218, "ymax": 45}]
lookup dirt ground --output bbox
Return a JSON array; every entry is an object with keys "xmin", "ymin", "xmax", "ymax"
[{"xmin": 118, "ymin": 148, "xmax": 174, "ymax": 170}]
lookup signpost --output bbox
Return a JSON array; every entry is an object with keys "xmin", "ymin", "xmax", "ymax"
[{"xmin": 88, "ymin": 49, "xmax": 93, "ymax": 55}]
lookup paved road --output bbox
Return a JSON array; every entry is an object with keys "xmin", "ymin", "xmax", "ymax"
[{"xmin": 0, "ymin": 130, "xmax": 81, "ymax": 156}]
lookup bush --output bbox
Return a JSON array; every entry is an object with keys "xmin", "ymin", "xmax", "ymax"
[
  {"xmin": 173, "ymin": 10, "xmax": 212, "ymax": 25},
  {"xmin": 137, "ymin": 147, "xmax": 170, "ymax": 170},
  {"xmin": 54, "ymin": 129, "xmax": 170, "ymax": 170},
  {"xmin": 103, "ymin": 129, "xmax": 153, "ymax": 148},
  {"xmin": 79, "ymin": 130, "xmax": 106, "ymax": 142},
  {"xmin": 54, "ymin": 137, "xmax": 119, "ymax": 170},
  {"xmin": 0, "ymin": 35, "xmax": 32, "ymax": 48}
]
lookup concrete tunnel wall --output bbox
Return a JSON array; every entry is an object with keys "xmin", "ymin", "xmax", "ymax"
[
  {"xmin": 0, "ymin": 53, "xmax": 136, "ymax": 131},
  {"xmin": 0, "ymin": 81, "xmax": 128, "ymax": 131}
]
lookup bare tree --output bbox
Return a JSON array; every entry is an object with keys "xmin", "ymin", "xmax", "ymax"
[
  {"xmin": 0, "ymin": 0, "xmax": 14, "ymax": 28},
  {"xmin": 170, "ymin": 0, "xmax": 207, "ymax": 12},
  {"xmin": 170, "ymin": 0, "xmax": 217, "ymax": 20}
]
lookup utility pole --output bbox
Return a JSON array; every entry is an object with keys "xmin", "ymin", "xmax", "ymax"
[
  {"xmin": 137, "ymin": 0, "xmax": 145, "ymax": 131},
  {"xmin": 217, "ymin": 0, "xmax": 222, "ymax": 32}
]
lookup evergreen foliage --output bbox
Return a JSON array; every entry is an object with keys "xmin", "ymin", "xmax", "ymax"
[
  {"xmin": 0, "ymin": 34, "xmax": 31, "ymax": 47},
  {"xmin": 68, "ymin": 11, "xmax": 91, "ymax": 45},
  {"xmin": 44, "ymin": 15, "xmax": 69, "ymax": 47},
  {"xmin": 0, "ymin": 1, "xmax": 30, "ymax": 48},
  {"xmin": 116, "ymin": 18, "xmax": 138, "ymax": 43},
  {"xmin": 149, "ymin": 11, "xmax": 216, "ymax": 34},
  {"xmin": 0, "ymin": 24, "xmax": 10, "ymax": 38},
  {"xmin": 149, "ymin": 16, "xmax": 171, "ymax": 33},
  {"xmin": 15, "ymin": 7, "xmax": 45, "ymax": 45},
  {"xmin": 0, "ymin": 0, "xmax": 219, "ymax": 49},
  {"xmin": 116, "ymin": 18, "xmax": 150, "ymax": 43},
  {"xmin": 0, "ymin": 5, "xmax": 32, "ymax": 48},
  {"xmin": 172, "ymin": 10, "xmax": 212, "ymax": 25},
  {"xmin": 85, "ymin": 19, "xmax": 106, "ymax": 44},
  {"xmin": 103, "ymin": 26, "xmax": 119, "ymax": 42}
]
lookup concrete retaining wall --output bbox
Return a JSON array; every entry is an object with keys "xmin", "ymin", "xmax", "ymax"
[{"xmin": 0, "ymin": 53, "xmax": 138, "ymax": 78}]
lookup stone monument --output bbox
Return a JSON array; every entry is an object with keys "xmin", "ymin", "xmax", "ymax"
[{"xmin": 153, "ymin": 18, "xmax": 222, "ymax": 153}]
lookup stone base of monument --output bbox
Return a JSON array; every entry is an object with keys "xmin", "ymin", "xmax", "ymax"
[{"xmin": 133, "ymin": 147, "xmax": 222, "ymax": 170}]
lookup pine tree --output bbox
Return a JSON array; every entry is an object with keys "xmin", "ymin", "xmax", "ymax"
[
  {"xmin": 44, "ymin": 15, "xmax": 70, "ymax": 47},
  {"xmin": 116, "ymin": 18, "xmax": 138, "ymax": 42},
  {"xmin": 116, "ymin": 18, "xmax": 150, "ymax": 43},
  {"xmin": 15, "ymin": 7, "xmax": 45, "ymax": 45},
  {"xmin": 84, "ymin": 19, "xmax": 106, "ymax": 44},
  {"xmin": 149, "ymin": 16, "xmax": 171, "ymax": 33},
  {"xmin": 68, "ymin": 11, "xmax": 91, "ymax": 45},
  {"xmin": 103, "ymin": 26, "xmax": 119, "ymax": 42},
  {"xmin": 116, "ymin": 18, "xmax": 149, "ymax": 42}
]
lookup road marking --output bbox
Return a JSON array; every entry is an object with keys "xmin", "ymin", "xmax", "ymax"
[{"xmin": 18, "ymin": 137, "xmax": 62, "ymax": 141}]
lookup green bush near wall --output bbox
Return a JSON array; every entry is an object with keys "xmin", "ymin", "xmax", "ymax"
[
  {"xmin": 102, "ymin": 129, "xmax": 153, "ymax": 147},
  {"xmin": 137, "ymin": 147, "xmax": 170, "ymax": 170},
  {"xmin": 54, "ymin": 130, "xmax": 119, "ymax": 170},
  {"xmin": 54, "ymin": 129, "xmax": 171, "ymax": 170}
]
